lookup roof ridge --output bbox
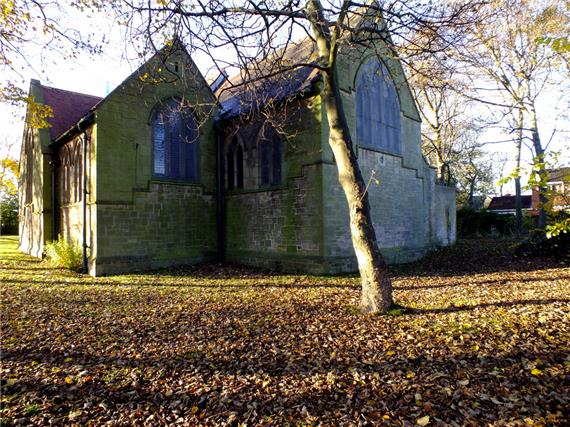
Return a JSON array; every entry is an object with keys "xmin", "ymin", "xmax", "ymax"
[{"xmin": 41, "ymin": 84, "xmax": 103, "ymax": 100}]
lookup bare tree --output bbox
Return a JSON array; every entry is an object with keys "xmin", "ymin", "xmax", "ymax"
[
  {"xmin": 109, "ymin": 0, "xmax": 480, "ymax": 313},
  {"xmin": 453, "ymin": 132, "xmax": 496, "ymax": 208},
  {"xmin": 404, "ymin": 22, "xmax": 465, "ymax": 183},
  {"xmin": 457, "ymin": 0, "xmax": 568, "ymax": 229},
  {"xmin": 406, "ymin": 47, "xmax": 481, "ymax": 189}
]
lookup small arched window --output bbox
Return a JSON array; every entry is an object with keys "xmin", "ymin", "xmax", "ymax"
[
  {"xmin": 356, "ymin": 58, "xmax": 401, "ymax": 154},
  {"xmin": 152, "ymin": 98, "xmax": 199, "ymax": 181},
  {"xmin": 59, "ymin": 143, "xmax": 82, "ymax": 205},
  {"xmin": 226, "ymin": 136, "xmax": 244, "ymax": 190},
  {"xmin": 74, "ymin": 142, "xmax": 83, "ymax": 203},
  {"xmin": 258, "ymin": 124, "xmax": 282, "ymax": 188},
  {"xmin": 236, "ymin": 145, "xmax": 244, "ymax": 188}
]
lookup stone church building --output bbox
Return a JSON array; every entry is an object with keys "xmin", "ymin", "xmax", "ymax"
[{"xmin": 19, "ymin": 40, "xmax": 456, "ymax": 276}]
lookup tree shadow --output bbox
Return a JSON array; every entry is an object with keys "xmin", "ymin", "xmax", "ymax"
[
  {"xmin": 0, "ymin": 265, "xmax": 60, "ymax": 271},
  {"xmin": 396, "ymin": 274, "xmax": 570, "ymax": 291},
  {"xmin": 0, "ymin": 256, "xmax": 43, "ymax": 263},
  {"xmin": 408, "ymin": 298, "xmax": 569, "ymax": 314},
  {"xmin": 1, "ymin": 277, "xmax": 357, "ymax": 290}
]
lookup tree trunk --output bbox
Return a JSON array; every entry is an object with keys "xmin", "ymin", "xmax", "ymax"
[
  {"xmin": 514, "ymin": 107, "xmax": 523, "ymax": 236},
  {"xmin": 529, "ymin": 106, "xmax": 547, "ymax": 229},
  {"xmin": 468, "ymin": 177, "xmax": 476, "ymax": 207},
  {"xmin": 436, "ymin": 156, "xmax": 444, "ymax": 183},
  {"xmin": 514, "ymin": 176, "xmax": 523, "ymax": 233},
  {"xmin": 435, "ymin": 132, "xmax": 445, "ymax": 183},
  {"xmin": 307, "ymin": 0, "xmax": 393, "ymax": 314},
  {"xmin": 321, "ymin": 69, "xmax": 394, "ymax": 314}
]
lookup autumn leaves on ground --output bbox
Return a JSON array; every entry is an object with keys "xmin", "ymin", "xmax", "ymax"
[{"xmin": 1, "ymin": 236, "xmax": 568, "ymax": 426}]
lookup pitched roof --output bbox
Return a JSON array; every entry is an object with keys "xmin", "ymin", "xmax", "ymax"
[
  {"xmin": 487, "ymin": 195, "xmax": 532, "ymax": 211},
  {"xmin": 215, "ymin": 40, "xmax": 320, "ymax": 119},
  {"xmin": 548, "ymin": 167, "xmax": 570, "ymax": 182},
  {"xmin": 41, "ymin": 85, "xmax": 102, "ymax": 140}
]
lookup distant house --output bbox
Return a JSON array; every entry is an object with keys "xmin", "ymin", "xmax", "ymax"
[
  {"xmin": 487, "ymin": 195, "xmax": 533, "ymax": 215},
  {"xmin": 532, "ymin": 167, "xmax": 570, "ymax": 212}
]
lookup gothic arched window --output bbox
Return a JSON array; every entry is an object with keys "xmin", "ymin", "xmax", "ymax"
[
  {"xmin": 258, "ymin": 125, "xmax": 282, "ymax": 188},
  {"xmin": 226, "ymin": 136, "xmax": 244, "ymax": 190},
  {"xmin": 356, "ymin": 59, "xmax": 401, "ymax": 154},
  {"xmin": 152, "ymin": 98, "xmax": 199, "ymax": 181},
  {"xmin": 59, "ymin": 140, "xmax": 83, "ymax": 205}
]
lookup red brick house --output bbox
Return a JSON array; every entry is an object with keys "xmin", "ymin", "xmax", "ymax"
[
  {"xmin": 487, "ymin": 195, "xmax": 533, "ymax": 215},
  {"xmin": 531, "ymin": 167, "xmax": 570, "ymax": 212}
]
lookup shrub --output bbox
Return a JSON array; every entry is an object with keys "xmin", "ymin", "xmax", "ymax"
[
  {"xmin": 546, "ymin": 211, "xmax": 570, "ymax": 238},
  {"xmin": 45, "ymin": 235, "xmax": 82, "ymax": 271},
  {"xmin": 457, "ymin": 208, "xmax": 517, "ymax": 238},
  {"xmin": 515, "ymin": 230, "xmax": 570, "ymax": 259},
  {"xmin": 0, "ymin": 194, "xmax": 18, "ymax": 235}
]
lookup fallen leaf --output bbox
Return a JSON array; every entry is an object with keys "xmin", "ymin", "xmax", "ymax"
[{"xmin": 417, "ymin": 415, "xmax": 430, "ymax": 426}]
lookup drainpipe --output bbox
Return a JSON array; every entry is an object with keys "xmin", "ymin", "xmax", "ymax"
[
  {"xmin": 82, "ymin": 131, "xmax": 88, "ymax": 274},
  {"xmin": 215, "ymin": 121, "xmax": 225, "ymax": 260}
]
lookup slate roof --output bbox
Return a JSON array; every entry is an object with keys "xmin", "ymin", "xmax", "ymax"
[
  {"xmin": 487, "ymin": 195, "xmax": 532, "ymax": 211},
  {"xmin": 38, "ymin": 41, "xmax": 321, "ymax": 139},
  {"xmin": 41, "ymin": 85, "xmax": 102, "ymax": 140},
  {"xmin": 215, "ymin": 40, "xmax": 320, "ymax": 119}
]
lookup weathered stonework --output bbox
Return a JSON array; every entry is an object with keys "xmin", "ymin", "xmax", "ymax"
[
  {"xmin": 219, "ymin": 50, "xmax": 456, "ymax": 274},
  {"xmin": 94, "ymin": 183, "xmax": 217, "ymax": 275},
  {"xmin": 225, "ymin": 163, "xmax": 324, "ymax": 272},
  {"xmin": 18, "ymin": 81, "xmax": 53, "ymax": 258},
  {"xmin": 19, "ymin": 42, "xmax": 456, "ymax": 276}
]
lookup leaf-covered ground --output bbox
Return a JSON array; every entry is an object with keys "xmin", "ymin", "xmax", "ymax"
[{"xmin": 1, "ymin": 235, "xmax": 569, "ymax": 426}]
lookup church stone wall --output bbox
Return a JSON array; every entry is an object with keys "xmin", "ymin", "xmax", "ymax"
[
  {"xmin": 19, "ymin": 82, "xmax": 54, "ymax": 258},
  {"xmin": 316, "ymin": 49, "xmax": 456, "ymax": 272},
  {"xmin": 224, "ymin": 164, "xmax": 325, "ymax": 273},
  {"xmin": 19, "ymin": 147, "xmax": 51, "ymax": 258},
  {"xmin": 223, "ymin": 99, "xmax": 328, "ymax": 273},
  {"xmin": 54, "ymin": 129, "xmax": 97, "ymax": 269},
  {"xmin": 431, "ymin": 184, "xmax": 457, "ymax": 246},
  {"xmin": 91, "ymin": 50, "xmax": 218, "ymax": 275},
  {"xmin": 323, "ymin": 148, "xmax": 438, "ymax": 271},
  {"xmin": 94, "ymin": 183, "xmax": 217, "ymax": 275}
]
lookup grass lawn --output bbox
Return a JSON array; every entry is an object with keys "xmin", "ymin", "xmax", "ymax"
[{"xmin": 1, "ymin": 235, "xmax": 569, "ymax": 426}]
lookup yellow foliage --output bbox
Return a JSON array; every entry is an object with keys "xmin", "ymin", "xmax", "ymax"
[{"xmin": 0, "ymin": 156, "xmax": 19, "ymax": 196}]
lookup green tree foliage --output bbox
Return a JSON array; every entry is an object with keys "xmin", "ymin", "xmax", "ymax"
[
  {"xmin": 0, "ymin": 192, "xmax": 18, "ymax": 234},
  {"xmin": 0, "ymin": 156, "xmax": 18, "ymax": 196},
  {"xmin": 526, "ymin": 154, "xmax": 570, "ymax": 238},
  {"xmin": 0, "ymin": 156, "xmax": 19, "ymax": 235}
]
